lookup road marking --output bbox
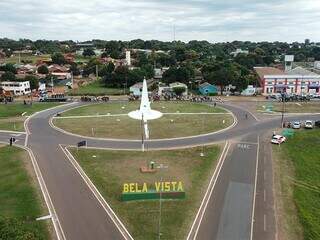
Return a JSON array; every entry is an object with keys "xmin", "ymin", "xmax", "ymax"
[
  {"xmin": 264, "ymin": 214, "xmax": 267, "ymax": 231},
  {"xmin": 187, "ymin": 141, "xmax": 230, "ymax": 240},
  {"xmin": 60, "ymin": 145, "xmax": 133, "ymax": 240},
  {"xmin": 250, "ymin": 135, "xmax": 260, "ymax": 240},
  {"xmin": 0, "ymin": 141, "xmax": 66, "ymax": 240},
  {"xmin": 36, "ymin": 214, "xmax": 52, "ymax": 221},
  {"xmin": 264, "ymin": 189, "xmax": 266, "ymax": 202},
  {"xmin": 237, "ymin": 143, "xmax": 252, "ymax": 149}
]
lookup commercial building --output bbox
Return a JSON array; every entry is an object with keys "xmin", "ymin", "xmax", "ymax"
[
  {"xmin": 0, "ymin": 81, "xmax": 31, "ymax": 95},
  {"xmin": 254, "ymin": 66, "xmax": 320, "ymax": 95}
]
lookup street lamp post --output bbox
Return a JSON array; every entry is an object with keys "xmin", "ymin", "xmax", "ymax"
[{"xmin": 156, "ymin": 163, "xmax": 168, "ymax": 240}]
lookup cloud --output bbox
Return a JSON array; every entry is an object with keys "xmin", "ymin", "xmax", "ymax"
[{"xmin": 0, "ymin": 0, "xmax": 319, "ymax": 42}]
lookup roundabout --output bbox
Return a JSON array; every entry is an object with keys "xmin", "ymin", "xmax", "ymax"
[{"xmin": 52, "ymin": 101, "xmax": 235, "ymax": 140}]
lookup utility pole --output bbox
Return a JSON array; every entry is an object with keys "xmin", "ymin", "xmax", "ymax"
[
  {"xmin": 96, "ymin": 65, "xmax": 99, "ymax": 81},
  {"xmin": 51, "ymin": 76, "xmax": 54, "ymax": 93},
  {"xmin": 156, "ymin": 164, "xmax": 168, "ymax": 240},
  {"xmin": 141, "ymin": 113, "xmax": 145, "ymax": 152},
  {"xmin": 281, "ymin": 92, "xmax": 285, "ymax": 128}
]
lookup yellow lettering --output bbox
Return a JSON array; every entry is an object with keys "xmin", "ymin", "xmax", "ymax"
[
  {"xmin": 177, "ymin": 181, "xmax": 183, "ymax": 191},
  {"xmin": 142, "ymin": 183, "xmax": 148, "ymax": 192},
  {"xmin": 165, "ymin": 182, "xmax": 170, "ymax": 192},
  {"xmin": 155, "ymin": 182, "xmax": 161, "ymax": 192},
  {"xmin": 171, "ymin": 182, "xmax": 177, "ymax": 191},
  {"xmin": 129, "ymin": 183, "xmax": 135, "ymax": 192},
  {"xmin": 123, "ymin": 183, "xmax": 129, "ymax": 193},
  {"xmin": 136, "ymin": 183, "xmax": 141, "ymax": 193}
]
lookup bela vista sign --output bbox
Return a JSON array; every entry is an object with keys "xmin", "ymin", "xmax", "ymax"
[{"xmin": 121, "ymin": 181, "xmax": 185, "ymax": 201}]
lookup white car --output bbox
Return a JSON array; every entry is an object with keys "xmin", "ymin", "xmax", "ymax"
[
  {"xmin": 292, "ymin": 121, "xmax": 301, "ymax": 129},
  {"xmin": 305, "ymin": 120, "xmax": 314, "ymax": 129},
  {"xmin": 271, "ymin": 135, "xmax": 286, "ymax": 144}
]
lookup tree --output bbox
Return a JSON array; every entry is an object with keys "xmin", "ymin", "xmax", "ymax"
[
  {"xmin": 51, "ymin": 52, "xmax": 65, "ymax": 65},
  {"xmin": 70, "ymin": 63, "xmax": 80, "ymax": 76},
  {"xmin": 172, "ymin": 86, "xmax": 186, "ymax": 96},
  {"xmin": 0, "ymin": 71, "xmax": 16, "ymax": 81},
  {"xmin": 106, "ymin": 62, "xmax": 115, "ymax": 73},
  {"xmin": 37, "ymin": 65, "xmax": 49, "ymax": 74},
  {"xmin": 82, "ymin": 48, "xmax": 96, "ymax": 57},
  {"xmin": 24, "ymin": 75, "xmax": 39, "ymax": 90},
  {"xmin": 0, "ymin": 63, "xmax": 17, "ymax": 74}
]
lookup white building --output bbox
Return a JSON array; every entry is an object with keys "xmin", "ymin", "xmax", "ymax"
[
  {"xmin": 231, "ymin": 48, "xmax": 249, "ymax": 57},
  {"xmin": 0, "ymin": 81, "xmax": 31, "ymax": 95},
  {"xmin": 255, "ymin": 67, "xmax": 320, "ymax": 95}
]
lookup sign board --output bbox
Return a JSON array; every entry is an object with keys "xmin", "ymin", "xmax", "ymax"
[{"xmin": 121, "ymin": 181, "xmax": 185, "ymax": 201}]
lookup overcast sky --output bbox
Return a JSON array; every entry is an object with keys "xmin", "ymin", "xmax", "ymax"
[{"xmin": 1, "ymin": 0, "xmax": 319, "ymax": 42}]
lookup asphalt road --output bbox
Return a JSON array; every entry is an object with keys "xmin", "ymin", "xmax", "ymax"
[{"xmin": 0, "ymin": 101, "xmax": 319, "ymax": 240}]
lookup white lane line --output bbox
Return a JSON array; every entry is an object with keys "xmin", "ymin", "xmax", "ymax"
[
  {"xmin": 53, "ymin": 112, "xmax": 232, "ymax": 119},
  {"xmin": 60, "ymin": 145, "xmax": 133, "ymax": 240},
  {"xmin": 250, "ymin": 135, "xmax": 260, "ymax": 240},
  {"xmin": 264, "ymin": 214, "xmax": 267, "ymax": 231},
  {"xmin": 264, "ymin": 189, "xmax": 266, "ymax": 202},
  {"xmin": 187, "ymin": 141, "xmax": 230, "ymax": 240},
  {"xmin": 0, "ymin": 130, "xmax": 26, "ymax": 134},
  {"xmin": 0, "ymin": 141, "xmax": 66, "ymax": 240}
]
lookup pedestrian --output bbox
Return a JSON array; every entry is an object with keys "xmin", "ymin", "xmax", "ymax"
[
  {"xmin": 214, "ymin": 102, "xmax": 217, "ymax": 107},
  {"xmin": 245, "ymin": 113, "xmax": 248, "ymax": 119},
  {"xmin": 9, "ymin": 137, "xmax": 13, "ymax": 146}
]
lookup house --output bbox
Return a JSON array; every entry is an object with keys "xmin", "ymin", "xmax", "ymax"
[
  {"xmin": 254, "ymin": 66, "xmax": 320, "ymax": 95},
  {"xmin": 199, "ymin": 82, "xmax": 218, "ymax": 95},
  {"xmin": 0, "ymin": 81, "xmax": 31, "ymax": 95},
  {"xmin": 129, "ymin": 79, "xmax": 155, "ymax": 96},
  {"xmin": 48, "ymin": 65, "xmax": 71, "ymax": 80}
]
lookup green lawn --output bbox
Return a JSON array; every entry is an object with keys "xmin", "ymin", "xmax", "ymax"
[
  {"xmin": 274, "ymin": 129, "xmax": 320, "ymax": 240},
  {"xmin": 69, "ymin": 80, "xmax": 126, "ymax": 96},
  {"xmin": 0, "ymin": 146, "xmax": 49, "ymax": 239},
  {"xmin": 4, "ymin": 54, "xmax": 51, "ymax": 64},
  {"xmin": 70, "ymin": 145, "xmax": 221, "ymax": 240},
  {"xmin": 0, "ymin": 102, "xmax": 62, "ymax": 118},
  {"xmin": 60, "ymin": 102, "xmax": 227, "ymax": 116},
  {"xmin": 0, "ymin": 117, "xmax": 25, "ymax": 132},
  {"xmin": 54, "ymin": 102, "xmax": 232, "ymax": 139},
  {"xmin": 258, "ymin": 102, "xmax": 320, "ymax": 113}
]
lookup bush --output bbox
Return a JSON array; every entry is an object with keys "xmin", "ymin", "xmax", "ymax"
[
  {"xmin": 172, "ymin": 87, "xmax": 186, "ymax": 96},
  {"xmin": 208, "ymin": 92, "xmax": 218, "ymax": 96}
]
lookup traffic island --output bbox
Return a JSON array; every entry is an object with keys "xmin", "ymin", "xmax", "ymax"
[{"xmin": 69, "ymin": 145, "xmax": 222, "ymax": 240}]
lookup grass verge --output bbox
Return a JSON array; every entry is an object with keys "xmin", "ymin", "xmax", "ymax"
[
  {"xmin": 258, "ymin": 102, "xmax": 320, "ymax": 113},
  {"xmin": 0, "ymin": 145, "xmax": 50, "ymax": 239},
  {"xmin": 273, "ymin": 129, "xmax": 320, "ymax": 240},
  {"xmin": 70, "ymin": 145, "xmax": 221, "ymax": 240}
]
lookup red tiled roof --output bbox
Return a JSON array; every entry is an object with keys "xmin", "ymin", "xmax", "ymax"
[{"xmin": 254, "ymin": 67, "xmax": 285, "ymax": 80}]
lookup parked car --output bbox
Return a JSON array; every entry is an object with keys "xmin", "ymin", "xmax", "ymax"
[
  {"xmin": 315, "ymin": 120, "xmax": 320, "ymax": 128},
  {"xmin": 304, "ymin": 120, "xmax": 314, "ymax": 129},
  {"xmin": 271, "ymin": 135, "xmax": 286, "ymax": 144},
  {"xmin": 292, "ymin": 121, "xmax": 301, "ymax": 129}
]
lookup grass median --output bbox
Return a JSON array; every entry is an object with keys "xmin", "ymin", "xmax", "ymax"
[
  {"xmin": 70, "ymin": 145, "xmax": 221, "ymax": 240},
  {"xmin": 0, "ymin": 102, "xmax": 62, "ymax": 132},
  {"xmin": 0, "ymin": 145, "xmax": 50, "ymax": 239},
  {"xmin": 273, "ymin": 129, "xmax": 320, "ymax": 240}
]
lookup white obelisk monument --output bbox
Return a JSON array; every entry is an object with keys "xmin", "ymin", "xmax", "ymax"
[{"xmin": 128, "ymin": 78, "xmax": 163, "ymax": 140}]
